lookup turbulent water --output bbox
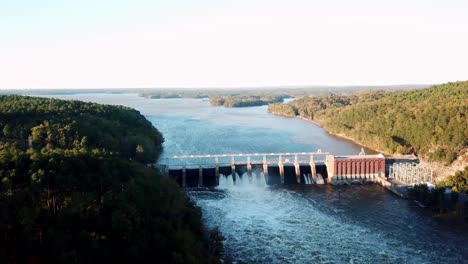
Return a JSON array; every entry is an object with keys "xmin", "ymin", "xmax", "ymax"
[
  {"xmin": 41, "ymin": 93, "xmax": 468, "ymax": 263},
  {"xmin": 192, "ymin": 180, "xmax": 467, "ymax": 263}
]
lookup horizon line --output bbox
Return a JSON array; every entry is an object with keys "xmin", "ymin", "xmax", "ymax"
[{"xmin": 0, "ymin": 83, "xmax": 437, "ymax": 90}]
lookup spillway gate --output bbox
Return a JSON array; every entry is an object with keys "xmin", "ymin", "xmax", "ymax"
[{"xmin": 162, "ymin": 151, "xmax": 329, "ymax": 187}]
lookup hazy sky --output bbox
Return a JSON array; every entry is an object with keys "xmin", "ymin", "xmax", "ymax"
[{"xmin": 1, "ymin": 0, "xmax": 467, "ymax": 89}]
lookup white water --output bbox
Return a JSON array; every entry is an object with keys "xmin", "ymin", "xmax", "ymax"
[
  {"xmin": 303, "ymin": 174, "xmax": 312, "ymax": 185},
  {"xmin": 218, "ymin": 173, "xmax": 267, "ymax": 189},
  {"xmin": 316, "ymin": 173, "xmax": 325, "ymax": 185},
  {"xmin": 218, "ymin": 174, "xmax": 235, "ymax": 188},
  {"xmin": 191, "ymin": 185, "xmax": 435, "ymax": 263}
]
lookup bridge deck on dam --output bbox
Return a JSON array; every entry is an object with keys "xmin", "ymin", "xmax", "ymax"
[
  {"xmin": 162, "ymin": 151, "xmax": 328, "ymax": 168},
  {"xmin": 163, "ymin": 151, "xmax": 333, "ymax": 187},
  {"xmin": 162, "ymin": 151, "xmax": 394, "ymax": 187},
  {"xmin": 162, "ymin": 151, "xmax": 432, "ymax": 199}
]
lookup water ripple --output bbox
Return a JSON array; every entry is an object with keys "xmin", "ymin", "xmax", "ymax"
[{"xmin": 190, "ymin": 185, "xmax": 467, "ymax": 264}]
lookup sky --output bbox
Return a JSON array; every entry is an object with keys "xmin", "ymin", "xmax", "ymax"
[{"xmin": 0, "ymin": 0, "xmax": 467, "ymax": 89}]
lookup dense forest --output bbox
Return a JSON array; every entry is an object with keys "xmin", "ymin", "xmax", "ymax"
[
  {"xmin": 209, "ymin": 95, "xmax": 285, "ymax": 107},
  {"xmin": 0, "ymin": 96, "xmax": 224, "ymax": 263},
  {"xmin": 132, "ymin": 85, "xmax": 426, "ymax": 102},
  {"xmin": 269, "ymin": 82, "xmax": 467, "ymax": 164},
  {"xmin": 268, "ymin": 90, "xmax": 390, "ymax": 119}
]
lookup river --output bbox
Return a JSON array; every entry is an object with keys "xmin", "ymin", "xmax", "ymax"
[{"xmin": 41, "ymin": 93, "xmax": 468, "ymax": 263}]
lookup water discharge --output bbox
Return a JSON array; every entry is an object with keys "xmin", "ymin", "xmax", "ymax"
[
  {"xmin": 303, "ymin": 174, "xmax": 312, "ymax": 184},
  {"xmin": 190, "ymin": 182, "xmax": 465, "ymax": 263},
  {"xmin": 219, "ymin": 173, "xmax": 268, "ymax": 189}
]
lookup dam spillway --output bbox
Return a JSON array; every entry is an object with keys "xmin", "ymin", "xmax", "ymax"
[
  {"xmin": 163, "ymin": 151, "xmax": 383, "ymax": 187},
  {"xmin": 162, "ymin": 151, "xmax": 409, "ymax": 188}
]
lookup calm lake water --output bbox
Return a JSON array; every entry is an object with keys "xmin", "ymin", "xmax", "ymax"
[{"xmin": 42, "ymin": 93, "xmax": 468, "ymax": 263}]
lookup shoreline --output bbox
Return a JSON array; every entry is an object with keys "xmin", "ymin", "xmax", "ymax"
[
  {"xmin": 269, "ymin": 111, "xmax": 386, "ymax": 155},
  {"xmin": 297, "ymin": 116, "xmax": 324, "ymax": 128},
  {"xmin": 269, "ymin": 112, "xmax": 463, "ymax": 180}
]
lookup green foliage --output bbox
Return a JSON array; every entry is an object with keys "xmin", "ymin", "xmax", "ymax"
[
  {"xmin": 267, "ymin": 103, "xmax": 297, "ymax": 117},
  {"xmin": 266, "ymin": 90, "xmax": 388, "ymax": 120},
  {"xmin": 0, "ymin": 95, "xmax": 164, "ymax": 163},
  {"xmin": 437, "ymin": 166, "xmax": 468, "ymax": 193},
  {"xmin": 0, "ymin": 96, "xmax": 222, "ymax": 263},
  {"xmin": 133, "ymin": 85, "xmax": 426, "ymax": 101},
  {"xmin": 270, "ymin": 81, "xmax": 468, "ymax": 164},
  {"xmin": 321, "ymin": 82, "xmax": 467, "ymax": 163},
  {"xmin": 210, "ymin": 95, "xmax": 285, "ymax": 107}
]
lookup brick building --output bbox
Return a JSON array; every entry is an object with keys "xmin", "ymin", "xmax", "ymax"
[{"xmin": 326, "ymin": 154, "xmax": 386, "ymax": 181}]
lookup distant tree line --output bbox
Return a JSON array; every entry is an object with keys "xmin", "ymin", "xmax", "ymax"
[
  {"xmin": 0, "ymin": 95, "xmax": 226, "ymax": 263},
  {"xmin": 268, "ymin": 82, "xmax": 467, "ymax": 164},
  {"xmin": 209, "ymin": 95, "xmax": 285, "ymax": 107},
  {"xmin": 267, "ymin": 103, "xmax": 297, "ymax": 117},
  {"xmin": 268, "ymin": 90, "xmax": 389, "ymax": 119},
  {"xmin": 135, "ymin": 85, "xmax": 426, "ymax": 105}
]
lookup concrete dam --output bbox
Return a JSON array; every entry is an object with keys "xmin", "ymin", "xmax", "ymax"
[{"xmin": 162, "ymin": 150, "xmax": 388, "ymax": 187}]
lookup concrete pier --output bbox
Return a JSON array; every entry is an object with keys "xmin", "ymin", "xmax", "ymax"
[
  {"xmin": 263, "ymin": 155, "xmax": 269, "ymax": 181},
  {"xmin": 198, "ymin": 167, "xmax": 203, "ymax": 187},
  {"xmin": 182, "ymin": 167, "xmax": 186, "ymax": 187},
  {"xmin": 310, "ymin": 162, "xmax": 317, "ymax": 183},
  {"xmin": 294, "ymin": 155, "xmax": 301, "ymax": 183},
  {"xmin": 278, "ymin": 155, "xmax": 284, "ymax": 184},
  {"xmin": 247, "ymin": 156, "xmax": 252, "ymax": 183},
  {"xmin": 215, "ymin": 157, "xmax": 219, "ymax": 185}
]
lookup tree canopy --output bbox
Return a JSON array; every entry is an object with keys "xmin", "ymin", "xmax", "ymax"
[
  {"xmin": 209, "ymin": 95, "xmax": 285, "ymax": 108},
  {"xmin": 0, "ymin": 95, "xmax": 223, "ymax": 263},
  {"xmin": 438, "ymin": 166, "xmax": 468, "ymax": 193},
  {"xmin": 269, "ymin": 82, "xmax": 467, "ymax": 164}
]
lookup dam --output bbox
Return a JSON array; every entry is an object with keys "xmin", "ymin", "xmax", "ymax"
[
  {"xmin": 43, "ymin": 94, "xmax": 462, "ymax": 263},
  {"xmin": 162, "ymin": 150, "xmax": 389, "ymax": 187}
]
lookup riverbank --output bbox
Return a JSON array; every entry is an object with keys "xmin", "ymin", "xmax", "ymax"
[
  {"xmin": 268, "ymin": 111, "xmax": 463, "ymax": 181},
  {"xmin": 267, "ymin": 111, "xmax": 328, "ymax": 128},
  {"xmin": 268, "ymin": 111, "xmax": 386, "ymax": 155}
]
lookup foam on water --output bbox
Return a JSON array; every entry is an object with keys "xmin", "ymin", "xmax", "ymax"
[
  {"xmin": 219, "ymin": 173, "xmax": 267, "ymax": 190},
  {"xmin": 316, "ymin": 173, "xmax": 325, "ymax": 184},
  {"xmin": 189, "ymin": 183, "xmax": 466, "ymax": 263}
]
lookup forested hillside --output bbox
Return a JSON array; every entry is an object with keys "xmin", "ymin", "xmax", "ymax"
[
  {"xmin": 269, "ymin": 82, "xmax": 467, "ymax": 164},
  {"xmin": 0, "ymin": 96, "xmax": 223, "ymax": 263},
  {"xmin": 268, "ymin": 91, "xmax": 389, "ymax": 118},
  {"xmin": 0, "ymin": 95, "xmax": 164, "ymax": 163}
]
